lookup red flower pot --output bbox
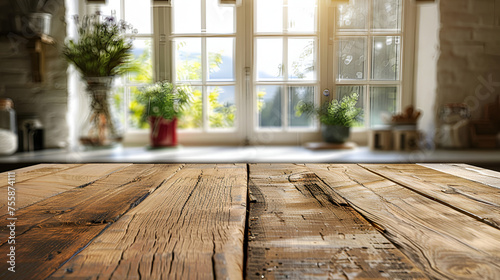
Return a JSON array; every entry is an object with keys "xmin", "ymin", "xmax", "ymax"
[{"xmin": 149, "ymin": 116, "xmax": 178, "ymax": 147}]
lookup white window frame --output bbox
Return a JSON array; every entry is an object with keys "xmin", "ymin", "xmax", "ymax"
[
  {"xmin": 332, "ymin": 0, "xmax": 416, "ymax": 138},
  {"xmin": 248, "ymin": 0, "xmax": 322, "ymax": 145},
  {"xmin": 128, "ymin": 0, "xmax": 416, "ymax": 146},
  {"xmin": 143, "ymin": 0, "xmax": 246, "ymax": 146}
]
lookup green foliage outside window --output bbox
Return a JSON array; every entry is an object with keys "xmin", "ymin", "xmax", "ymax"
[{"xmin": 174, "ymin": 42, "xmax": 236, "ymax": 129}]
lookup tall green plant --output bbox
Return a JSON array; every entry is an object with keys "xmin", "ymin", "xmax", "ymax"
[
  {"xmin": 62, "ymin": 12, "xmax": 135, "ymax": 77},
  {"xmin": 296, "ymin": 93, "xmax": 363, "ymax": 127}
]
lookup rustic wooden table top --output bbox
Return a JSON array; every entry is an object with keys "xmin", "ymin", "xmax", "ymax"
[{"xmin": 0, "ymin": 163, "xmax": 499, "ymax": 280}]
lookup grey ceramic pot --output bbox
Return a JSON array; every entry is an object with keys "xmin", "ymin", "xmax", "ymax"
[{"xmin": 321, "ymin": 125, "xmax": 350, "ymax": 143}]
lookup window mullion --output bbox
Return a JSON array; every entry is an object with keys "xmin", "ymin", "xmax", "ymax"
[
  {"xmin": 120, "ymin": 0, "xmax": 125, "ymax": 20},
  {"xmin": 202, "ymin": 37, "xmax": 209, "ymax": 132},
  {"xmin": 201, "ymin": 0, "xmax": 206, "ymax": 32},
  {"xmin": 283, "ymin": 0, "xmax": 288, "ymax": 34},
  {"xmin": 365, "ymin": 0, "xmax": 373, "ymax": 128},
  {"xmin": 200, "ymin": 0, "xmax": 209, "ymax": 131},
  {"xmin": 283, "ymin": 37, "xmax": 288, "ymax": 130}
]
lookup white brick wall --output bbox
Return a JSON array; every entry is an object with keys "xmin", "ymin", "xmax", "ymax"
[
  {"xmin": 0, "ymin": 1, "xmax": 68, "ymax": 149},
  {"xmin": 438, "ymin": 0, "xmax": 500, "ymax": 120}
]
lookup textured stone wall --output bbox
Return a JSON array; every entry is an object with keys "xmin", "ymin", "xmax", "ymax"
[
  {"xmin": 0, "ymin": 0, "xmax": 68, "ymax": 149},
  {"xmin": 437, "ymin": 0, "xmax": 500, "ymax": 120}
]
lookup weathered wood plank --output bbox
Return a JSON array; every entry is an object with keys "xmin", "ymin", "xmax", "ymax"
[
  {"xmin": 0, "ymin": 163, "xmax": 130, "ymax": 213},
  {"xmin": 0, "ymin": 164, "xmax": 82, "ymax": 187},
  {"xmin": 50, "ymin": 164, "xmax": 247, "ymax": 280},
  {"xmin": 420, "ymin": 163, "xmax": 500, "ymax": 189},
  {"xmin": 0, "ymin": 164, "xmax": 182, "ymax": 280},
  {"xmin": 360, "ymin": 164, "xmax": 500, "ymax": 229},
  {"xmin": 309, "ymin": 164, "xmax": 500, "ymax": 280},
  {"xmin": 246, "ymin": 163, "xmax": 425, "ymax": 279}
]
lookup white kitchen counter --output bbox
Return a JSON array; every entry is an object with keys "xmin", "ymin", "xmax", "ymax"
[{"xmin": 1, "ymin": 145, "xmax": 499, "ymax": 165}]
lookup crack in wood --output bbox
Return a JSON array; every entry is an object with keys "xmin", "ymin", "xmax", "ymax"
[
  {"xmin": 175, "ymin": 171, "xmax": 203, "ymax": 226},
  {"xmin": 212, "ymin": 231, "xmax": 217, "ymax": 280}
]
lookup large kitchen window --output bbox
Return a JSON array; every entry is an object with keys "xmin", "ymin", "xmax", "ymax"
[{"xmin": 85, "ymin": 0, "xmax": 415, "ymax": 145}]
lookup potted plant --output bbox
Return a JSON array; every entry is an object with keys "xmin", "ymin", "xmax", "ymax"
[
  {"xmin": 296, "ymin": 92, "xmax": 362, "ymax": 143},
  {"xmin": 62, "ymin": 12, "xmax": 136, "ymax": 146},
  {"xmin": 137, "ymin": 81, "xmax": 190, "ymax": 147}
]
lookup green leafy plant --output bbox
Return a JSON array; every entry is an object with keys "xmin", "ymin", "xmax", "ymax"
[
  {"xmin": 296, "ymin": 93, "xmax": 363, "ymax": 127},
  {"xmin": 62, "ymin": 12, "xmax": 136, "ymax": 77},
  {"xmin": 137, "ymin": 81, "xmax": 190, "ymax": 122}
]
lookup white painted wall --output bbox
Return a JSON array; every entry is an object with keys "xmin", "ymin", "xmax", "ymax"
[{"xmin": 414, "ymin": 3, "xmax": 440, "ymax": 144}]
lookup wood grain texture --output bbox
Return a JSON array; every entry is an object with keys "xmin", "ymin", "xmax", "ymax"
[
  {"xmin": 0, "ymin": 164, "xmax": 82, "ymax": 187},
  {"xmin": 0, "ymin": 164, "xmax": 182, "ymax": 280},
  {"xmin": 420, "ymin": 163, "xmax": 500, "ymax": 189},
  {"xmin": 309, "ymin": 164, "xmax": 500, "ymax": 280},
  {"xmin": 50, "ymin": 164, "xmax": 247, "ymax": 280},
  {"xmin": 360, "ymin": 164, "xmax": 500, "ymax": 229},
  {"xmin": 0, "ymin": 164, "xmax": 130, "ymax": 213},
  {"xmin": 246, "ymin": 163, "xmax": 425, "ymax": 280}
]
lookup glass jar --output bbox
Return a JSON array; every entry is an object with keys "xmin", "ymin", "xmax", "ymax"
[
  {"xmin": 79, "ymin": 77, "xmax": 123, "ymax": 147},
  {"xmin": 0, "ymin": 98, "xmax": 18, "ymax": 155}
]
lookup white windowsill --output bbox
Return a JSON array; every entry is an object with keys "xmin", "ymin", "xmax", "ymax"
[{"xmin": 1, "ymin": 146, "xmax": 500, "ymax": 167}]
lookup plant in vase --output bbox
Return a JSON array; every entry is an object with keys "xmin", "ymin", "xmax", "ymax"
[
  {"xmin": 137, "ymin": 81, "xmax": 190, "ymax": 147},
  {"xmin": 62, "ymin": 12, "xmax": 136, "ymax": 146},
  {"xmin": 296, "ymin": 93, "xmax": 362, "ymax": 143}
]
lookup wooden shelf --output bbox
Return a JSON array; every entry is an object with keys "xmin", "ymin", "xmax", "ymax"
[{"xmin": 26, "ymin": 34, "xmax": 54, "ymax": 83}]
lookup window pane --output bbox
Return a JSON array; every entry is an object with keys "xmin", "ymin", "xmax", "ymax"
[
  {"xmin": 124, "ymin": 0, "xmax": 151, "ymax": 34},
  {"xmin": 337, "ymin": 86, "xmax": 365, "ymax": 127},
  {"xmin": 336, "ymin": 0, "xmax": 368, "ymax": 31},
  {"xmin": 372, "ymin": 36, "xmax": 400, "ymax": 80},
  {"xmin": 127, "ymin": 39, "xmax": 153, "ymax": 83},
  {"xmin": 338, "ymin": 37, "xmax": 366, "ymax": 80},
  {"xmin": 289, "ymin": 38, "xmax": 315, "ymax": 80},
  {"xmin": 206, "ymin": 0, "xmax": 234, "ymax": 33},
  {"xmin": 178, "ymin": 86, "xmax": 203, "ymax": 129},
  {"xmin": 288, "ymin": 0, "xmax": 317, "ymax": 33},
  {"xmin": 256, "ymin": 38, "xmax": 283, "ymax": 81},
  {"xmin": 175, "ymin": 38, "xmax": 202, "ymax": 82},
  {"xmin": 111, "ymin": 84, "xmax": 126, "ymax": 127},
  {"xmin": 208, "ymin": 86, "xmax": 236, "ymax": 128},
  {"xmin": 98, "ymin": 0, "xmax": 121, "ymax": 20},
  {"xmin": 207, "ymin": 38, "xmax": 234, "ymax": 81},
  {"xmin": 257, "ymin": 85, "xmax": 282, "ymax": 128},
  {"xmin": 255, "ymin": 0, "xmax": 283, "ymax": 33},
  {"xmin": 128, "ymin": 86, "xmax": 148, "ymax": 129},
  {"xmin": 289, "ymin": 86, "xmax": 314, "ymax": 127},
  {"xmin": 173, "ymin": 0, "xmax": 201, "ymax": 33},
  {"xmin": 370, "ymin": 86, "xmax": 397, "ymax": 127},
  {"xmin": 372, "ymin": 0, "xmax": 402, "ymax": 31}
]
